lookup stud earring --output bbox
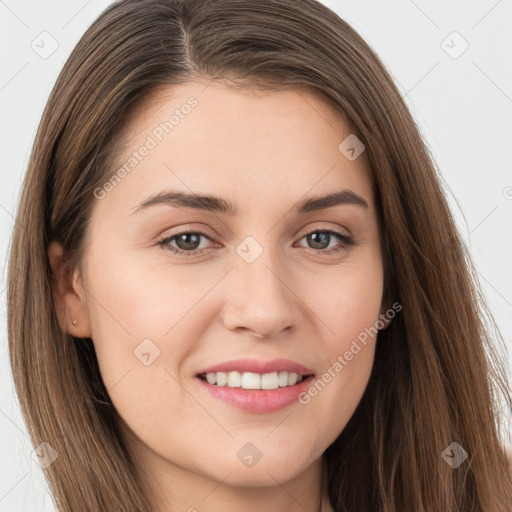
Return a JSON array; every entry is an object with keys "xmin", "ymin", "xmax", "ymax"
[{"xmin": 68, "ymin": 310, "xmax": 78, "ymax": 327}]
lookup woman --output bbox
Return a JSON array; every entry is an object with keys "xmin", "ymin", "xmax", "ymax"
[{"xmin": 7, "ymin": 0, "xmax": 512, "ymax": 510}]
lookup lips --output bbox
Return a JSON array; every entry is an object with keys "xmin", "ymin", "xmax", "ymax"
[
  {"xmin": 197, "ymin": 358, "xmax": 315, "ymax": 376},
  {"xmin": 196, "ymin": 373, "xmax": 315, "ymax": 413},
  {"xmin": 195, "ymin": 358, "xmax": 316, "ymax": 413}
]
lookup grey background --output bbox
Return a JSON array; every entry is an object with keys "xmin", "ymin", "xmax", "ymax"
[{"xmin": 1, "ymin": 0, "xmax": 511, "ymax": 509}]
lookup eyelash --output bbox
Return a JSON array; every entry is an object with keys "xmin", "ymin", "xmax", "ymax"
[{"xmin": 157, "ymin": 226, "xmax": 356, "ymax": 257}]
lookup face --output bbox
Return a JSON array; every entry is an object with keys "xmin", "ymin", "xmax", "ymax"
[{"xmin": 51, "ymin": 80, "xmax": 387, "ymax": 506}]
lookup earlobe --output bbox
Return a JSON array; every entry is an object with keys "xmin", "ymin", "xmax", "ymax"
[
  {"xmin": 377, "ymin": 297, "xmax": 393, "ymax": 330},
  {"xmin": 48, "ymin": 241, "xmax": 91, "ymax": 338}
]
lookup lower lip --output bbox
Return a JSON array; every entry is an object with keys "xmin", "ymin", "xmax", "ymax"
[{"xmin": 196, "ymin": 375, "xmax": 315, "ymax": 413}]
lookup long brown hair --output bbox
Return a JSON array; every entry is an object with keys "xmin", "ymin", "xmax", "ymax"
[{"xmin": 7, "ymin": 0, "xmax": 511, "ymax": 510}]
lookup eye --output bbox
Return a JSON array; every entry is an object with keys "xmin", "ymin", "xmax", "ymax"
[
  {"xmin": 295, "ymin": 227, "xmax": 356, "ymax": 255},
  {"xmin": 157, "ymin": 226, "xmax": 356, "ymax": 257},
  {"xmin": 158, "ymin": 230, "xmax": 217, "ymax": 257}
]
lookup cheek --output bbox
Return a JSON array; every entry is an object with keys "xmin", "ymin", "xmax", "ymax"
[
  {"xmin": 83, "ymin": 249, "xmax": 219, "ymax": 425},
  {"xmin": 310, "ymin": 256, "xmax": 384, "ymax": 351},
  {"xmin": 296, "ymin": 258, "xmax": 383, "ymax": 438},
  {"xmin": 81, "ymin": 251, "xmax": 184, "ymax": 392},
  {"xmin": 86, "ymin": 249, "xmax": 206, "ymax": 347}
]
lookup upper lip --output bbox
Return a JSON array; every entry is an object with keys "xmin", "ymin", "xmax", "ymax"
[{"xmin": 197, "ymin": 358, "xmax": 315, "ymax": 376}]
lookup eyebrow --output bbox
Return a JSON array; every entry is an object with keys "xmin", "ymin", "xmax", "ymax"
[{"xmin": 129, "ymin": 189, "xmax": 369, "ymax": 216}]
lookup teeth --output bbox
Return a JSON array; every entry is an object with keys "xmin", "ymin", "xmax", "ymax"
[
  {"xmin": 227, "ymin": 371, "xmax": 242, "ymax": 387},
  {"xmin": 241, "ymin": 372, "xmax": 261, "ymax": 389},
  {"xmin": 261, "ymin": 372, "xmax": 278, "ymax": 389},
  {"xmin": 278, "ymin": 371, "xmax": 288, "ymax": 387},
  {"xmin": 204, "ymin": 371, "xmax": 307, "ymax": 389},
  {"xmin": 216, "ymin": 372, "xmax": 228, "ymax": 386}
]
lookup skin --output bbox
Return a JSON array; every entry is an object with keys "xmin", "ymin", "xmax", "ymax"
[{"xmin": 49, "ymin": 79, "xmax": 390, "ymax": 512}]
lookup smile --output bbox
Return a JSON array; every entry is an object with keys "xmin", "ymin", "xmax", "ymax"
[
  {"xmin": 198, "ymin": 370, "xmax": 305, "ymax": 389},
  {"xmin": 196, "ymin": 373, "xmax": 315, "ymax": 413}
]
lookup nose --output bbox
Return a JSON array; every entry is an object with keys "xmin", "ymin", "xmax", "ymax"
[{"xmin": 221, "ymin": 248, "xmax": 302, "ymax": 340}]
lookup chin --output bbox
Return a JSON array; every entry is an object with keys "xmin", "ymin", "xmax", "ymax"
[
  {"xmin": 215, "ymin": 463, "xmax": 303, "ymax": 488},
  {"xmin": 198, "ymin": 448, "xmax": 313, "ymax": 487}
]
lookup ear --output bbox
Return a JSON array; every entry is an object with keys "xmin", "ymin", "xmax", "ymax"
[
  {"xmin": 377, "ymin": 295, "xmax": 394, "ymax": 331},
  {"xmin": 48, "ymin": 241, "xmax": 91, "ymax": 338}
]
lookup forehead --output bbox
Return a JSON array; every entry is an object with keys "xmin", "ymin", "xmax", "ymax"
[{"xmin": 97, "ymin": 80, "xmax": 375, "ymax": 216}]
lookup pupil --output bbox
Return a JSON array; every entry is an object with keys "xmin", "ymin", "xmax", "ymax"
[
  {"xmin": 309, "ymin": 232, "xmax": 329, "ymax": 249},
  {"xmin": 178, "ymin": 233, "xmax": 200, "ymax": 250}
]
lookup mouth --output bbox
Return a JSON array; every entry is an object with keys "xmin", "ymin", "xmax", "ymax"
[
  {"xmin": 195, "ymin": 371, "xmax": 316, "ymax": 413},
  {"xmin": 197, "ymin": 370, "xmax": 315, "ymax": 390},
  {"xmin": 194, "ymin": 358, "xmax": 316, "ymax": 412}
]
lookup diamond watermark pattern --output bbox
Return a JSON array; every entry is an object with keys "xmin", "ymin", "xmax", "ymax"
[
  {"xmin": 441, "ymin": 442, "xmax": 468, "ymax": 468},
  {"xmin": 134, "ymin": 338, "xmax": 161, "ymax": 366},
  {"xmin": 236, "ymin": 236, "xmax": 263, "ymax": 264},
  {"xmin": 31, "ymin": 442, "xmax": 58, "ymax": 469},
  {"xmin": 441, "ymin": 31, "xmax": 469, "ymax": 60},
  {"xmin": 338, "ymin": 134, "xmax": 365, "ymax": 161},
  {"xmin": 237, "ymin": 442, "xmax": 263, "ymax": 468},
  {"xmin": 31, "ymin": 31, "xmax": 59, "ymax": 59}
]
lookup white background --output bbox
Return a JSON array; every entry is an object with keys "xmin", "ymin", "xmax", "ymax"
[{"xmin": 1, "ymin": 0, "xmax": 511, "ymax": 509}]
